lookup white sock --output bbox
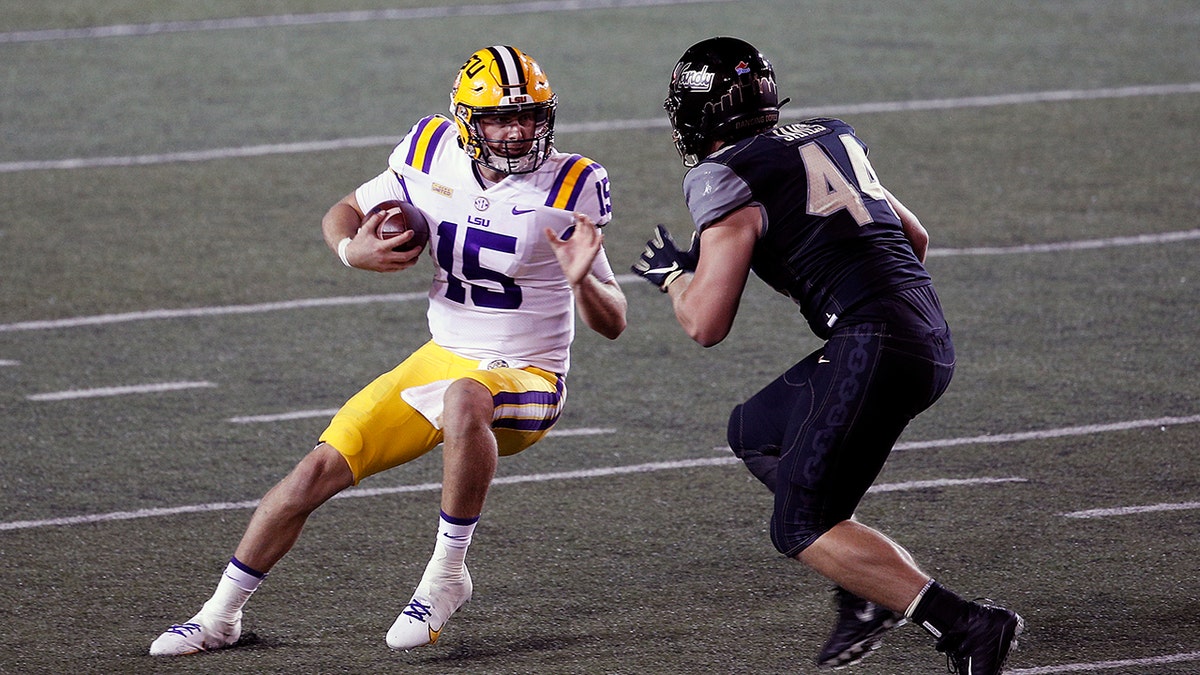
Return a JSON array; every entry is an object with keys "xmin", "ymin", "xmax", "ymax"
[
  {"xmin": 427, "ymin": 511, "xmax": 478, "ymax": 576},
  {"xmin": 202, "ymin": 558, "xmax": 265, "ymax": 623}
]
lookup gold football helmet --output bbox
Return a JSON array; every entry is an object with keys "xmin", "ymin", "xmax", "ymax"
[{"xmin": 450, "ymin": 45, "xmax": 557, "ymax": 174}]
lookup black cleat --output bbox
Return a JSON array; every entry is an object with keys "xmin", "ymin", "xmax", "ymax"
[
  {"xmin": 938, "ymin": 601, "xmax": 1023, "ymax": 675},
  {"xmin": 816, "ymin": 587, "xmax": 906, "ymax": 669}
]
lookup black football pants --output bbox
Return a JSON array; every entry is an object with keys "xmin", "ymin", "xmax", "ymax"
[{"xmin": 727, "ymin": 322, "xmax": 954, "ymax": 557}]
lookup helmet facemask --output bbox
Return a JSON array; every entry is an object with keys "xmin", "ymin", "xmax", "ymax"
[
  {"xmin": 663, "ymin": 88, "xmax": 707, "ymax": 168},
  {"xmin": 454, "ymin": 100, "xmax": 556, "ymax": 175},
  {"xmin": 451, "ymin": 46, "xmax": 557, "ymax": 175}
]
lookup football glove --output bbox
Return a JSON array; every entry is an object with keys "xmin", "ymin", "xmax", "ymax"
[{"xmin": 631, "ymin": 224, "xmax": 700, "ymax": 292}]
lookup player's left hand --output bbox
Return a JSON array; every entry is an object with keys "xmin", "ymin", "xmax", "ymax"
[
  {"xmin": 631, "ymin": 224, "xmax": 699, "ymax": 292},
  {"xmin": 545, "ymin": 213, "xmax": 603, "ymax": 286}
]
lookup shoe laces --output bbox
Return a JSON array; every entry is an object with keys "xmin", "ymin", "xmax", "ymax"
[
  {"xmin": 402, "ymin": 599, "xmax": 433, "ymax": 622},
  {"xmin": 164, "ymin": 622, "xmax": 203, "ymax": 637}
]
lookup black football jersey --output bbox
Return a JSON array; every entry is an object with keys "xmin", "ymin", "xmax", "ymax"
[{"xmin": 682, "ymin": 117, "xmax": 931, "ymax": 338}]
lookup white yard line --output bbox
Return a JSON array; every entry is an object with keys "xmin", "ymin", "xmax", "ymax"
[
  {"xmin": 0, "ymin": 461, "xmax": 1018, "ymax": 532},
  {"xmin": 545, "ymin": 427, "xmax": 616, "ymax": 437},
  {"xmin": 928, "ymin": 228, "xmax": 1200, "ymax": 257},
  {"xmin": 228, "ymin": 405, "xmax": 615, "ymax": 436},
  {"xmin": 2, "ymin": 229, "xmax": 1196, "ymax": 335},
  {"xmin": 868, "ymin": 477, "xmax": 1026, "ymax": 492},
  {"xmin": 26, "ymin": 380, "xmax": 216, "ymax": 401},
  {"xmin": 2, "ymin": 83, "xmax": 1197, "ymax": 174},
  {"xmin": 1010, "ymin": 651, "xmax": 1200, "ymax": 674},
  {"xmin": 227, "ymin": 408, "xmax": 340, "ymax": 423},
  {"xmin": 893, "ymin": 415, "xmax": 1200, "ymax": 451},
  {"xmin": 1060, "ymin": 501, "xmax": 1200, "ymax": 520},
  {"xmin": 0, "ymin": 0, "xmax": 732, "ymax": 44},
  {"xmin": 0, "ymin": 292, "xmax": 428, "ymax": 332},
  {"xmin": 4, "ymin": 412, "xmax": 1198, "ymax": 532}
]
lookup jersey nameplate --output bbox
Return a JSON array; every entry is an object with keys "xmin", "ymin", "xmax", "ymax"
[{"xmin": 772, "ymin": 122, "xmax": 831, "ymax": 143}]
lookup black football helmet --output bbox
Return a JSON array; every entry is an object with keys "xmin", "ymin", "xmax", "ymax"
[{"xmin": 664, "ymin": 37, "xmax": 780, "ymax": 166}]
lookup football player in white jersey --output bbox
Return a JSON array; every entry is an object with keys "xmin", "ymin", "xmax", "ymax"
[{"xmin": 150, "ymin": 45, "xmax": 626, "ymax": 657}]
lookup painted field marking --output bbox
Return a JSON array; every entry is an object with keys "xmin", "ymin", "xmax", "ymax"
[
  {"xmin": 929, "ymin": 228, "xmax": 1200, "ymax": 257},
  {"xmin": 0, "ymin": 292, "xmax": 427, "ymax": 332},
  {"xmin": 893, "ymin": 414, "xmax": 1200, "ymax": 451},
  {"xmin": 2, "ymin": 411, "xmax": 1194, "ymax": 531},
  {"xmin": 17, "ymin": 400, "xmax": 1193, "ymax": 528},
  {"xmin": 548, "ymin": 427, "xmax": 617, "ymax": 438},
  {"xmin": 225, "ymin": 408, "xmax": 614, "ymax": 439},
  {"xmin": 1061, "ymin": 501, "xmax": 1200, "ymax": 519},
  {"xmin": 3, "ymin": 228, "xmax": 1196, "ymax": 335},
  {"xmin": 788, "ymin": 83, "xmax": 1200, "ymax": 118},
  {"xmin": 3, "ymin": 84, "xmax": 1198, "ymax": 174},
  {"xmin": 869, "ymin": 476, "xmax": 1026, "ymax": 492},
  {"xmin": 0, "ymin": 0, "xmax": 731, "ymax": 44},
  {"xmin": 1010, "ymin": 650, "xmax": 1200, "ymax": 674},
  {"xmin": 228, "ymin": 408, "xmax": 339, "ymax": 424},
  {"xmin": 0, "ymin": 463, "xmax": 1019, "ymax": 532},
  {"xmin": 707, "ymin": 414, "xmax": 1199, "ymax": 455},
  {"xmin": 26, "ymin": 380, "xmax": 216, "ymax": 401}
]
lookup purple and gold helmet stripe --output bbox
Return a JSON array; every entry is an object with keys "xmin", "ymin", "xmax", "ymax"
[
  {"xmin": 404, "ymin": 115, "xmax": 453, "ymax": 173},
  {"xmin": 492, "ymin": 375, "xmax": 565, "ymax": 432},
  {"xmin": 544, "ymin": 155, "xmax": 598, "ymax": 211}
]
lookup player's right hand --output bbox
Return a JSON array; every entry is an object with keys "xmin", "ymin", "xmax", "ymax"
[
  {"xmin": 631, "ymin": 224, "xmax": 700, "ymax": 292},
  {"xmin": 345, "ymin": 209, "xmax": 424, "ymax": 273}
]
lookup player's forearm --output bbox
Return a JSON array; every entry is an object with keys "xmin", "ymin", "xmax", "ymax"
[
  {"xmin": 574, "ymin": 276, "xmax": 627, "ymax": 339},
  {"xmin": 668, "ymin": 272, "xmax": 735, "ymax": 347},
  {"xmin": 321, "ymin": 199, "xmax": 363, "ymax": 251}
]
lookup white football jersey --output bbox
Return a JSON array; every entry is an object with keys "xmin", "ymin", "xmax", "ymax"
[{"xmin": 355, "ymin": 115, "xmax": 615, "ymax": 374}]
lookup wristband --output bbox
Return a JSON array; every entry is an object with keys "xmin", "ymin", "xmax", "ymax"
[{"xmin": 337, "ymin": 237, "xmax": 353, "ymax": 268}]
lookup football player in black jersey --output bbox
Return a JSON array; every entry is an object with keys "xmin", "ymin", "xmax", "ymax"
[{"xmin": 633, "ymin": 37, "xmax": 1023, "ymax": 674}]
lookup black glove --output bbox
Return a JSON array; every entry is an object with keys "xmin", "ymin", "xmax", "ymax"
[{"xmin": 631, "ymin": 224, "xmax": 700, "ymax": 292}]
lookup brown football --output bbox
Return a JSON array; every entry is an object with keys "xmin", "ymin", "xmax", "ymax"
[{"xmin": 374, "ymin": 200, "xmax": 431, "ymax": 252}]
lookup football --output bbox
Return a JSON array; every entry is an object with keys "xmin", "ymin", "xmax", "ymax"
[{"xmin": 373, "ymin": 200, "xmax": 431, "ymax": 252}]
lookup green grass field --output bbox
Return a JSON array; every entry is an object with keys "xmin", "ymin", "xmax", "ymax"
[{"xmin": 2, "ymin": 1, "xmax": 1198, "ymax": 673}]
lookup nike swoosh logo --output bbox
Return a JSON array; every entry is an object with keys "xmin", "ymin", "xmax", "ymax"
[
  {"xmin": 818, "ymin": 356, "xmax": 830, "ymax": 364},
  {"xmin": 642, "ymin": 266, "xmax": 679, "ymax": 275},
  {"xmin": 511, "ymin": 207, "xmax": 535, "ymax": 215},
  {"xmin": 428, "ymin": 624, "xmax": 444, "ymax": 644}
]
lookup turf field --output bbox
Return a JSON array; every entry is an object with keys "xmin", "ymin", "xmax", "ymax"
[{"xmin": 1, "ymin": 1, "xmax": 1198, "ymax": 673}]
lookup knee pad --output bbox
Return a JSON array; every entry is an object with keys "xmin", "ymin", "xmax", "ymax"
[
  {"xmin": 770, "ymin": 514, "xmax": 825, "ymax": 557},
  {"xmin": 727, "ymin": 403, "xmax": 772, "ymax": 465},
  {"xmin": 728, "ymin": 404, "xmax": 781, "ymax": 492}
]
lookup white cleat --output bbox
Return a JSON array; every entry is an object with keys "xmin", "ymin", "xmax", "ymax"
[
  {"xmin": 386, "ymin": 565, "xmax": 473, "ymax": 651},
  {"xmin": 149, "ymin": 611, "xmax": 242, "ymax": 656}
]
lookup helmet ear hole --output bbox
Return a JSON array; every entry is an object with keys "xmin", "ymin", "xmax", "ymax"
[
  {"xmin": 452, "ymin": 103, "xmax": 482, "ymax": 161},
  {"xmin": 665, "ymin": 36, "xmax": 780, "ymax": 166}
]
